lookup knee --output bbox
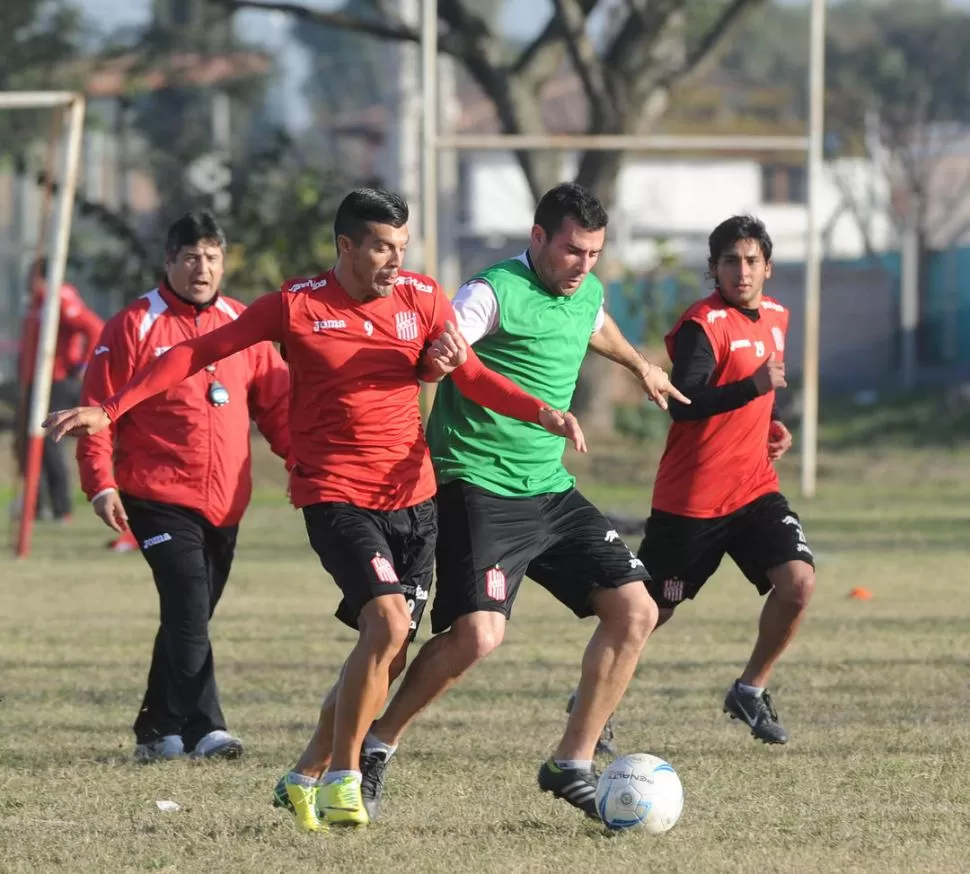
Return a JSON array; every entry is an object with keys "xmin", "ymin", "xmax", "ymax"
[
  {"xmin": 773, "ymin": 565, "xmax": 815, "ymax": 611},
  {"xmin": 596, "ymin": 585, "xmax": 659, "ymax": 648},
  {"xmin": 452, "ymin": 612, "xmax": 506, "ymax": 665},
  {"xmin": 360, "ymin": 595, "xmax": 413, "ymax": 655}
]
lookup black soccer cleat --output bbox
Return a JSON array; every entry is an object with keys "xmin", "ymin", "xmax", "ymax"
[
  {"xmin": 566, "ymin": 692, "xmax": 618, "ymax": 757},
  {"xmin": 359, "ymin": 749, "xmax": 390, "ymax": 822},
  {"xmin": 723, "ymin": 681, "xmax": 789, "ymax": 744},
  {"xmin": 537, "ymin": 759, "xmax": 600, "ymax": 820}
]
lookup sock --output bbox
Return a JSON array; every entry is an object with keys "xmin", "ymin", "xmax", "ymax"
[
  {"xmin": 322, "ymin": 769, "xmax": 361, "ymax": 785},
  {"xmin": 285, "ymin": 771, "xmax": 317, "ymax": 788},
  {"xmin": 737, "ymin": 680, "xmax": 764, "ymax": 698},
  {"xmin": 554, "ymin": 758, "xmax": 593, "ymax": 772},
  {"xmin": 363, "ymin": 732, "xmax": 397, "ymax": 760}
]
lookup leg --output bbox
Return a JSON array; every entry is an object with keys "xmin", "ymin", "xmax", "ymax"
[
  {"xmin": 328, "ymin": 595, "xmax": 412, "ymax": 774},
  {"xmin": 182, "ymin": 522, "xmax": 240, "ymax": 757},
  {"xmin": 553, "ymin": 583, "xmax": 657, "ymax": 763},
  {"xmin": 740, "ymin": 560, "xmax": 815, "ymax": 688},
  {"xmin": 372, "ymin": 610, "xmax": 506, "ymax": 745},
  {"xmin": 527, "ymin": 489, "xmax": 657, "ymax": 817},
  {"xmin": 43, "ymin": 380, "xmax": 75, "ymax": 520},
  {"xmin": 724, "ymin": 493, "xmax": 817, "ymax": 744},
  {"xmin": 124, "ymin": 496, "xmax": 213, "ymax": 756}
]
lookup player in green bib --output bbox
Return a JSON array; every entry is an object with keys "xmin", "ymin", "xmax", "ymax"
[{"xmin": 356, "ymin": 183, "xmax": 689, "ymax": 821}]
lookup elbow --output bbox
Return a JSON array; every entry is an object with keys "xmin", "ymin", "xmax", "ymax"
[{"xmin": 667, "ymin": 400, "xmax": 697, "ymax": 422}]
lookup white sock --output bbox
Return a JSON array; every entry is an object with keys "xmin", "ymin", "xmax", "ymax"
[
  {"xmin": 285, "ymin": 771, "xmax": 317, "ymax": 787},
  {"xmin": 363, "ymin": 732, "xmax": 397, "ymax": 760},
  {"xmin": 554, "ymin": 758, "xmax": 593, "ymax": 772},
  {"xmin": 737, "ymin": 680, "xmax": 764, "ymax": 698},
  {"xmin": 322, "ymin": 769, "xmax": 361, "ymax": 785}
]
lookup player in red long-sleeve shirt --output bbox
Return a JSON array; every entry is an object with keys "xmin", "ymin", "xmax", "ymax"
[
  {"xmin": 16, "ymin": 258, "xmax": 104, "ymax": 521},
  {"xmin": 46, "ymin": 188, "xmax": 586, "ymax": 830}
]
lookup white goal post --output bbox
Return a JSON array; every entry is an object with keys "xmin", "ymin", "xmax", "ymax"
[
  {"xmin": 1, "ymin": 91, "xmax": 87, "ymax": 558},
  {"xmin": 418, "ymin": 0, "xmax": 827, "ymax": 498}
]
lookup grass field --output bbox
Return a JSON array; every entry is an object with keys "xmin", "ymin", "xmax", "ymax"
[{"xmin": 1, "ymin": 441, "xmax": 969, "ymax": 874}]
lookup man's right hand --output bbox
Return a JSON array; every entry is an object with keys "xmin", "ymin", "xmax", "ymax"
[
  {"xmin": 752, "ymin": 353, "xmax": 787, "ymax": 394},
  {"xmin": 93, "ymin": 490, "xmax": 129, "ymax": 533},
  {"xmin": 43, "ymin": 406, "xmax": 111, "ymax": 441}
]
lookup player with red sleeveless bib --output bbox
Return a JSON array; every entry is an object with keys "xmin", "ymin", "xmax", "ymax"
[{"xmin": 640, "ymin": 215, "xmax": 815, "ymax": 745}]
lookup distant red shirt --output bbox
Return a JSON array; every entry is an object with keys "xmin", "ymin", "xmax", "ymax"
[
  {"xmin": 102, "ymin": 269, "xmax": 546, "ymax": 512},
  {"xmin": 19, "ymin": 284, "xmax": 104, "ymax": 383},
  {"xmin": 652, "ymin": 291, "xmax": 790, "ymax": 518}
]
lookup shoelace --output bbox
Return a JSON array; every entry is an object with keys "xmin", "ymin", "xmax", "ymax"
[
  {"xmin": 758, "ymin": 690, "xmax": 780, "ymax": 722},
  {"xmin": 360, "ymin": 752, "xmax": 388, "ymax": 797}
]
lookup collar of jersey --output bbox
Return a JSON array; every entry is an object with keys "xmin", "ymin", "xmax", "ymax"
[
  {"xmin": 714, "ymin": 288, "xmax": 760, "ymax": 322},
  {"xmin": 159, "ymin": 278, "xmax": 221, "ymax": 316}
]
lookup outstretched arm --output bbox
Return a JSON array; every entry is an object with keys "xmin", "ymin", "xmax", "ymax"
[
  {"xmin": 588, "ymin": 311, "xmax": 690, "ymax": 410},
  {"xmin": 44, "ymin": 293, "xmax": 285, "ymax": 440}
]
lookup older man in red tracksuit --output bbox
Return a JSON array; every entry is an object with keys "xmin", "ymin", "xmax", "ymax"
[
  {"xmin": 17, "ymin": 258, "xmax": 104, "ymax": 522},
  {"xmin": 77, "ymin": 211, "xmax": 291, "ymax": 762}
]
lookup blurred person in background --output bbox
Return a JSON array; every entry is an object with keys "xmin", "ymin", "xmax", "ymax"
[
  {"xmin": 14, "ymin": 257, "xmax": 103, "ymax": 523},
  {"xmin": 72, "ymin": 210, "xmax": 292, "ymax": 762}
]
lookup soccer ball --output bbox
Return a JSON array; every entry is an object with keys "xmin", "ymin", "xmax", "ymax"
[{"xmin": 595, "ymin": 753, "xmax": 684, "ymax": 833}]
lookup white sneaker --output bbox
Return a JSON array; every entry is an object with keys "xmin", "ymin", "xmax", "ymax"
[
  {"xmin": 189, "ymin": 730, "xmax": 243, "ymax": 760},
  {"xmin": 134, "ymin": 735, "xmax": 184, "ymax": 762}
]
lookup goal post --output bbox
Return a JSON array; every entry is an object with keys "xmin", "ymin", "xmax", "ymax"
[
  {"xmin": 418, "ymin": 0, "xmax": 827, "ymax": 497},
  {"xmin": 0, "ymin": 91, "xmax": 87, "ymax": 558}
]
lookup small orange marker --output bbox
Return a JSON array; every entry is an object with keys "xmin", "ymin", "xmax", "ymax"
[{"xmin": 849, "ymin": 587, "xmax": 873, "ymax": 600}]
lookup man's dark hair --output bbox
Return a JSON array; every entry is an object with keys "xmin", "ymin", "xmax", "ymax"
[
  {"xmin": 164, "ymin": 210, "xmax": 227, "ymax": 259},
  {"xmin": 334, "ymin": 188, "xmax": 409, "ymax": 246},
  {"xmin": 533, "ymin": 182, "xmax": 609, "ymax": 237},
  {"xmin": 708, "ymin": 215, "xmax": 773, "ymax": 265}
]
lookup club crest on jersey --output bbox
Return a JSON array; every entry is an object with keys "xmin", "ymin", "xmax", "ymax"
[{"xmin": 395, "ymin": 310, "xmax": 419, "ymax": 341}]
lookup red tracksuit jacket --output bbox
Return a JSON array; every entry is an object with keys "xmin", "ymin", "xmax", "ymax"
[{"xmin": 77, "ymin": 282, "xmax": 291, "ymax": 526}]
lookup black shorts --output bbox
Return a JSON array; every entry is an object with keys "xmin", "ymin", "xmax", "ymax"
[
  {"xmin": 303, "ymin": 499, "xmax": 437, "ymax": 640},
  {"xmin": 431, "ymin": 480, "xmax": 650, "ymax": 634},
  {"xmin": 637, "ymin": 492, "xmax": 815, "ymax": 610}
]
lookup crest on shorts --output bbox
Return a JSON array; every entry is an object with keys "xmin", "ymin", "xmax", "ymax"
[
  {"xmin": 395, "ymin": 310, "xmax": 419, "ymax": 341},
  {"xmin": 371, "ymin": 553, "xmax": 399, "ymax": 584},
  {"xmin": 485, "ymin": 566, "xmax": 506, "ymax": 601},
  {"xmin": 662, "ymin": 578, "xmax": 685, "ymax": 603}
]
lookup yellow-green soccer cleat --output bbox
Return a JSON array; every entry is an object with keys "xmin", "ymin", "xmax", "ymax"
[
  {"xmin": 283, "ymin": 779, "xmax": 324, "ymax": 833},
  {"xmin": 317, "ymin": 775, "xmax": 370, "ymax": 828}
]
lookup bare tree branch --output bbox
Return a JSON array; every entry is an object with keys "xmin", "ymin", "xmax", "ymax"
[{"xmin": 551, "ymin": 0, "xmax": 612, "ymax": 127}]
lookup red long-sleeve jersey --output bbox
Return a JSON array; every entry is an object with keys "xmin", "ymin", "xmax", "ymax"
[
  {"xmin": 101, "ymin": 269, "xmax": 547, "ymax": 511},
  {"xmin": 78, "ymin": 282, "xmax": 291, "ymax": 526},
  {"xmin": 19, "ymin": 284, "xmax": 104, "ymax": 383}
]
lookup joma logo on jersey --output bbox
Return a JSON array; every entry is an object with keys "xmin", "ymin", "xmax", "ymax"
[
  {"xmin": 154, "ymin": 346, "xmax": 172, "ymax": 357},
  {"xmin": 707, "ymin": 309, "xmax": 728, "ymax": 323},
  {"xmin": 290, "ymin": 277, "xmax": 328, "ymax": 292},
  {"xmin": 397, "ymin": 276, "xmax": 433, "ymax": 293},
  {"xmin": 314, "ymin": 319, "xmax": 347, "ymax": 332},
  {"xmin": 395, "ymin": 311, "xmax": 419, "ymax": 341}
]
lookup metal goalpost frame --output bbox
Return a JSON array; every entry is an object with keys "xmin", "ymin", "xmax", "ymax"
[
  {"xmin": 0, "ymin": 91, "xmax": 87, "ymax": 557},
  {"xmin": 419, "ymin": 0, "xmax": 827, "ymax": 497}
]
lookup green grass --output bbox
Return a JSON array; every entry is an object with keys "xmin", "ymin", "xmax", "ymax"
[{"xmin": 1, "ymin": 442, "xmax": 969, "ymax": 873}]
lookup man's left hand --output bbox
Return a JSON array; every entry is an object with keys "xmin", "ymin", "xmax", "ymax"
[
  {"xmin": 768, "ymin": 420, "xmax": 792, "ymax": 461},
  {"xmin": 638, "ymin": 364, "xmax": 691, "ymax": 411}
]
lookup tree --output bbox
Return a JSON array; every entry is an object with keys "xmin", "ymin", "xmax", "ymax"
[{"xmin": 206, "ymin": 0, "xmax": 766, "ymax": 430}]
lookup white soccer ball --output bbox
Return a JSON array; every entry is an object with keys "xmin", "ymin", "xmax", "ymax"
[{"xmin": 595, "ymin": 753, "xmax": 684, "ymax": 833}]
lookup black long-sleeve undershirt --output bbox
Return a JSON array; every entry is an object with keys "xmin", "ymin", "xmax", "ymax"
[{"xmin": 667, "ymin": 312, "xmax": 780, "ymax": 423}]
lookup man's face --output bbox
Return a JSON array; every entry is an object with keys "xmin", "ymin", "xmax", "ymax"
[
  {"xmin": 712, "ymin": 238, "xmax": 772, "ymax": 308},
  {"xmin": 530, "ymin": 217, "xmax": 605, "ymax": 296},
  {"xmin": 339, "ymin": 222, "xmax": 409, "ymax": 299},
  {"xmin": 165, "ymin": 240, "xmax": 225, "ymax": 304}
]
